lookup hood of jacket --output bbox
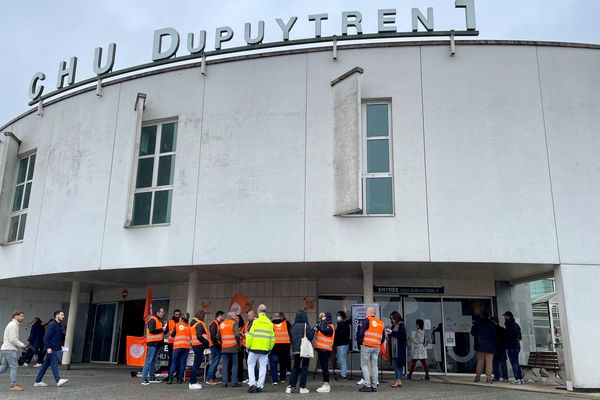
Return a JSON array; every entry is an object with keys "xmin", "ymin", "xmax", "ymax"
[
  {"xmin": 324, "ymin": 312, "xmax": 333, "ymax": 325},
  {"xmin": 294, "ymin": 309, "xmax": 308, "ymax": 324}
]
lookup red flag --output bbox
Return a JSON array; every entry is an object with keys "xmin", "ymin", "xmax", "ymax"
[
  {"xmin": 143, "ymin": 286, "xmax": 152, "ymax": 322},
  {"xmin": 126, "ymin": 336, "xmax": 147, "ymax": 366}
]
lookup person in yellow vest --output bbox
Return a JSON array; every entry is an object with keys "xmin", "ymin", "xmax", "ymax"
[
  {"xmin": 314, "ymin": 312, "xmax": 335, "ymax": 393},
  {"xmin": 165, "ymin": 309, "xmax": 182, "ymax": 377},
  {"xmin": 246, "ymin": 304, "xmax": 275, "ymax": 393},
  {"xmin": 357, "ymin": 307, "xmax": 385, "ymax": 392},
  {"xmin": 189, "ymin": 311, "xmax": 210, "ymax": 390},
  {"xmin": 141, "ymin": 307, "xmax": 166, "ymax": 385},
  {"xmin": 206, "ymin": 311, "xmax": 225, "ymax": 385},
  {"xmin": 269, "ymin": 313, "xmax": 291, "ymax": 385},
  {"xmin": 217, "ymin": 312, "xmax": 241, "ymax": 387},
  {"xmin": 167, "ymin": 317, "xmax": 192, "ymax": 384}
]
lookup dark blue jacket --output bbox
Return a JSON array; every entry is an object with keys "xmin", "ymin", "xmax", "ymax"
[
  {"xmin": 290, "ymin": 310, "xmax": 314, "ymax": 354},
  {"xmin": 44, "ymin": 320, "xmax": 64, "ymax": 351},
  {"xmin": 471, "ymin": 318, "xmax": 496, "ymax": 353},
  {"xmin": 505, "ymin": 319, "xmax": 522, "ymax": 350},
  {"xmin": 28, "ymin": 321, "xmax": 45, "ymax": 348}
]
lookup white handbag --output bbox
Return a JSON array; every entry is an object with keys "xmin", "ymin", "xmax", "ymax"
[{"xmin": 300, "ymin": 323, "xmax": 314, "ymax": 358}]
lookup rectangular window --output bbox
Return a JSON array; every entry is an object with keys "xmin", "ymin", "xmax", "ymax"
[
  {"xmin": 131, "ymin": 121, "xmax": 177, "ymax": 226},
  {"xmin": 7, "ymin": 153, "xmax": 36, "ymax": 243},
  {"xmin": 357, "ymin": 102, "xmax": 394, "ymax": 215}
]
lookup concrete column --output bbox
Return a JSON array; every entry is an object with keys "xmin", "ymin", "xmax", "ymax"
[
  {"xmin": 186, "ymin": 272, "xmax": 198, "ymax": 317},
  {"xmin": 62, "ymin": 280, "xmax": 80, "ymax": 367},
  {"xmin": 361, "ymin": 262, "xmax": 374, "ymax": 303},
  {"xmin": 554, "ymin": 264, "xmax": 600, "ymax": 392}
]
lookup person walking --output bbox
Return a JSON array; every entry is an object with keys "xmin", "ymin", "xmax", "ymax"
[
  {"xmin": 386, "ymin": 311, "xmax": 407, "ymax": 388},
  {"xmin": 357, "ymin": 306, "xmax": 385, "ymax": 392},
  {"xmin": 491, "ymin": 316, "xmax": 509, "ymax": 382},
  {"xmin": 189, "ymin": 310, "xmax": 210, "ymax": 390},
  {"xmin": 167, "ymin": 317, "xmax": 191, "ymax": 384},
  {"xmin": 269, "ymin": 312, "xmax": 291, "ymax": 385},
  {"xmin": 285, "ymin": 310, "xmax": 314, "ymax": 394},
  {"xmin": 334, "ymin": 311, "xmax": 351, "ymax": 381},
  {"xmin": 34, "ymin": 310, "xmax": 68, "ymax": 388},
  {"xmin": 471, "ymin": 312, "xmax": 496, "ymax": 383},
  {"xmin": 406, "ymin": 319, "xmax": 430, "ymax": 381},
  {"xmin": 218, "ymin": 312, "xmax": 241, "ymax": 387},
  {"xmin": 0, "ymin": 310, "xmax": 27, "ymax": 392},
  {"xmin": 246, "ymin": 304, "xmax": 275, "ymax": 393},
  {"xmin": 314, "ymin": 312, "xmax": 335, "ymax": 393},
  {"xmin": 206, "ymin": 310, "xmax": 225, "ymax": 385},
  {"xmin": 141, "ymin": 307, "xmax": 166, "ymax": 385},
  {"xmin": 503, "ymin": 311, "xmax": 524, "ymax": 384},
  {"xmin": 22, "ymin": 317, "xmax": 44, "ymax": 367}
]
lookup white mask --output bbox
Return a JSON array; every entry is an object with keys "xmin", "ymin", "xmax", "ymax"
[{"xmin": 337, "ymin": 316, "xmax": 342, "ymax": 321}]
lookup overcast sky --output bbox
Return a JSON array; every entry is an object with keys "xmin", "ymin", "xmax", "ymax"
[{"xmin": 1, "ymin": 0, "xmax": 598, "ymax": 125}]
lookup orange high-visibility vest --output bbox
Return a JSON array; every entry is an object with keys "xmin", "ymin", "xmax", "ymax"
[
  {"xmin": 146, "ymin": 316, "xmax": 164, "ymax": 344},
  {"xmin": 168, "ymin": 320, "xmax": 176, "ymax": 344},
  {"xmin": 219, "ymin": 319, "xmax": 237, "ymax": 349},
  {"xmin": 273, "ymin": 322, "xmax": 291, "ymax": 344},
  {"xmin": 173, "ymin": 321, "xmax": 191, "ymax": 350},
  {"xmin": 314, "ymin": 323, "xmax": 335, "ymax": 351},
  {"xmin": 241, "ymin": 321, "xmax": 250, "ymax": 346},
  {"xmin": 363, "ymin": 316, "xmax": 385, "ymax": 348},
  {"xmin": 209, "ymin": 319, "xmax": 219, "ymax": 347},
  {"xmin": 190, "ymin": 319, "xmax": 201, "ymax": 346}
]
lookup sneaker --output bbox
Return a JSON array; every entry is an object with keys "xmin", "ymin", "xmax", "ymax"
[
  {"xmin": 286, "ymin": 386, "xmax": 292, "ymax": 394},
  {"xmin": 243, "ymin": 379, "xmax": 249, "ymax": 384},
  {"xmin": 149, "ymin": 379, "xmax": 162, "ymax": 384},
  {"xmin": 511, "ymin": 379, "xmax": 523, "ymax": 385},
  {"xmin": 23, "ymin": 363, "xmax": 29, "ymax": 367},
  {"xmin": 300, "ymin": 387, "xmax": 310, "ymax": 394},
  {"xmin": 189, "ymin": 383, "xmax": 202, "ymax": 390},
  {"xmin": 34, "ymin": 363, "xmax": 42, "ymax": 367},
  {"xmin": 9, "ymin": 385, "xmax": 24, "ymax": 392},
  {"xmin": 272, "ymin": 381, "xmax": 278, "ymax": 385},
  {"xmin": 316, "ymin": 385, "xmax": 331, "ymax": 393},
  {"xmin": 34, "ymin": 381, "xmax": 48, "ymax": 387},
  {"xmin": 248, "ymin": 385, "xmax": 257, "ymax": 393},
  {"xmin": 207, "ymin": 379, "xmax": 220, "ymax": 385},
  {"xmin": 358, "ymin": 385, "xmax": 372, "ymax": 392},
  {"xmin": 141, "ymin": 380, "xmax": 150, "ymax": 386},
  {"xmin": 356, "ymin": 378, "xmax": 365, "ymax": 385},
  {"xmin": 57, "ymin": 379, "xmax": 69, "ymax": 387},
  {"xmin": 256, "ymin": 387, "xmax": 264, "ymax": 393}
]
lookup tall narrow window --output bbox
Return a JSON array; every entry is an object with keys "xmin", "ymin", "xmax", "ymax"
[
  {"xmin": 362, "ymin": 102, "xmax": 393, "ymax": 215},
  {"xmin": 7, "ymin": 153, "xmax": 36, "ymax": 242},
  {"xmin": 131, "ymin": 120, "xmax": 177, "ymax": 226}
]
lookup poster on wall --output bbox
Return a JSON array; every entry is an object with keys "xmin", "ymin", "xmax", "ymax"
[{"xmin": 351, "ymin": 303, "xmax": 380, "ymax": 352}]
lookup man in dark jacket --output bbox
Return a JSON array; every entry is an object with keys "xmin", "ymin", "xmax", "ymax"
[
  {"xmin": 34, "ymin": 311, "xmax": 68, "ymax": 387},
  {"xmin": 334, "ymin": 311, "xmax": 351, "ymax": 380},
  {"xmin": 503, "ymin": 311, "xmax": 524, "ymax": 384},
  {"xmin": 269, "ymin": 313, "xmax": 291, "ymax": 385},
  {"xmin": 471, "ymin": 312, "xmax": 496, "ymax": 383},
  {"xmin": 491, "ymin": 316, "xmax": 508, "ymax": 382},
  {"xmin": 207, "ymin": 311, "xmax": 225, "ymax": 385},
  {"xmin": 23, "ymin": 318, "xmax": 44, "ymax": 367},
  {"xmin": 189, "ymin": 310, "xmax": 210, "ymax": 389}
]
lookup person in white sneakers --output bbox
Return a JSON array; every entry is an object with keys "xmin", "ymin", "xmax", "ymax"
[
  {"xmin": 0, "ymin": 310, "xmax": 28, "ymax": 392},
  {"xmin": 34, "ymin": 311, "xmax": 68, "ymax": 388}
]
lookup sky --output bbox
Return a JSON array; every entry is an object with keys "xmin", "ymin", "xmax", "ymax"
[{"xmin": 1, "ymin": 0, "xmax": 599, "ymax": 125}]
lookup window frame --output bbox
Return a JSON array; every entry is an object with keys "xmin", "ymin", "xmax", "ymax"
[
  {"xmin": 130, "ymin": 118, "xmax": 178, "ymax": 228},
  {"xmin": 6, "ymin": 151, "xmax": 36, "ymax": 244}
]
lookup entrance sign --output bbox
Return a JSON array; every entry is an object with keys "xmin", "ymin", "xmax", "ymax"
[
  {"xmin": 351, "ymin": 303, "xmax": 380, "ymax": 352},
  {"xmin": 374, "ymin": 286, "xmax": 445, "ymax": 295},
  {"xmin": 28, "ymin": 1, "xmax": 478, "ymax": 104}
]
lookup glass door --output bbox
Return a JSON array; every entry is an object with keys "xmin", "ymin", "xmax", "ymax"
[
  {"xmin": 91, "ymin": 303, "xmax": 119, "ymax": 363},
  {"xmin": 403, "ymin": 298, "xmax": 444, "ymax": 373}
]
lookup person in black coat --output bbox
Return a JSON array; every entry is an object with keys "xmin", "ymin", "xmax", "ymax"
[
  {"xmin": 503, "ymin": 311, "xmax": 524, "ymax": 383},
  {"xmin": 386, "ymin": 311, "xmax": 407, "ymax": 387},
  {"xmin": 22, "ymin": 318, "xmax": 45, "ymax": 366},
  {"xmin": 471, "ymin": 312, "xmax": 496, "ymax": 383},
  {"xmin": 491, "ymin": 316, "xmax": 508, "ymax": 382},
  {"xmin": 286, "ymin": 310, "xmax": 314, "ymax": 394},
  {"xmin": 34, "ymin": 311, "xmax": 68, "ymax": 386},
  {"xmin": 333, "ymin": 311, "xmax": 351, "ymax": 380}
]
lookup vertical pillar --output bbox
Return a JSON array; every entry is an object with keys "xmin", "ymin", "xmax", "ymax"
[
  {"xmin": 62, "ymin": 280, "xmax": 80, "ymax": 367},
  {"xmin": 361, "ymin": 262, "xmax": 374, "ymax": 303},
  {"xmin": 554, "ymin": 264, "xmax": 600, "ymax": 392},
  {"xmin": 186, "ymin": 272, "xmax": 198, "ymax": 317}
]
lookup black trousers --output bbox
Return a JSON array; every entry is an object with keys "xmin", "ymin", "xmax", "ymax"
[{"xmin": 316, "ymin": 349, "xmax": 331, "ymax": 382}]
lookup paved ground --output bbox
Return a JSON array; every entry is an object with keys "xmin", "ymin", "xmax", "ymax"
[{"xmin": 0, "ymin": 365, "xmax": 592, "ymax": 400}]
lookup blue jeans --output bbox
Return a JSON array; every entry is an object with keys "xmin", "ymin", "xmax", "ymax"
[
  {"xmin": 507, "ymin": 348, "xmax": 522, "ymax": 380},
  {"xmin": 336, "ymin": 345, "xmax": 349, "ymax": 377},
  {"xmin": 269, "ymin": 352, "xmax": 288, "ymax": 383},
  {"xmin": 141, "ymin": 345, "xmax": 159, "ymax": 382},
  {"xmin": 169, "ymin": 349, "xmax": 189, "ymax": 378},
  {"xmin": 190, "ymin": 346, "xmax": 206, "ymax": 384},
  {"xmin": 221, "ymin": 352, "xmax": 238, "ymax": 385},
  {"xmin": 207, "ymin": 346, "xmax": 221, "ymax": 380},
  {"xmin": 289, "ymin": 354, "xmax": 310, "ymax": 388},
  {"xmin": 35, "ymin": 351, "xmax": 60, "ymax": 383},
  {"xmin": 391, "ymin": 356, "xmax": 405, "ymax": 379},
  {"xmin": 0, "ymin": 350, "xmax": 18, "ymax": 387},
  {"xmin": 493, "ymin": 351, "xmax": 508, "ymax": 380}
]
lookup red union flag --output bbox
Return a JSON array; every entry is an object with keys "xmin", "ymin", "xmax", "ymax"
[{"xmin": 143, "ymin": 286, "xmax": 152, "ymax": 322}]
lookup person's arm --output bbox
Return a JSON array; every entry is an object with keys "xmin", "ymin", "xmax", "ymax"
[
  {"xmin": 9, "ymin": 323, "xmax": 26, "ymax": 349},
  {"xmin": 197, "ymin": 324, "xmax": 209, "ymax": 346},
  {"xmin": 269, "ymin": 325, "xmax": 276, "ymax": 350},
  {"xmin": 356, "ymin": 319, "xmax": 367, "ymax": 346},
  {"xmin": 147, "ymin": 319, "xmax": 162, "ymax": 335},
  {"xmin": 305, "ymin": 323, "xmax": 315, "ymax": 341},
  {"xmin": 245, "ymin": 324, "xmax": 254, "ymax": 349},
  {"xmin": 320, "ymin": 321, "xmax": 334, "ymax": 337},
  {"xmin": 233, "ymin": 323, "xmax": 240, "ymax": 343}
]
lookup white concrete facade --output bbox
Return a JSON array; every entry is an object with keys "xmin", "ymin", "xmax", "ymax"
[{"xmin": 0, "ymin": 41, "xmax": 599, "ymax": 390}]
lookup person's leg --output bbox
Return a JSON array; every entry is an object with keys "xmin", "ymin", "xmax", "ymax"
[
  {"xmin": 50, "ymin": 352, "xmax": 60, "ymax": 383},
  {"xmin": 168, "ymin": 350, "xmax": 179, "ymax": 378},
  {"xmin": 408, "ymin": 359, "xmax": 418, "ymax": 376},
  {"xmin": 190, "ymin": 346, "xmax": 203, "ymax": 384},
  {"xmin": 237, "ymin": 351, "xmax": 244, "ymax": 383},
  {"xmin": 141, "ymin": 345, "xmax": 155, "ymax": 381},
  {"xmin": 208, "ymin": 347, "xmax": 221, "ymax": 380},
  {"xmin": 2, "ymin": 351, "xmax": 18, "ymax": 388},
  {"xmin": 320, "ymin": 350, "xmax": 330, "ymax": 383},
  {"xmin": 392, "ymin": 357, "xmax": 402, "ymax": 380},
  {"xmin": 500, "ymin": 356, "xmax": 509, "ymax": 380},
  {"xmin": 222, "ymin": 353, "xmax": 231, "ymax": 385},
  {"xmin": 179, "ymin": 351, "xmax": 189, "ymax": 382},
  {"xmin": 257, "ymin": 354, "xmax": 268, "ymax": 389},
  {"xmin": 289, "ymin": 354, "xmax": 300, "ymax": 387},
  {"xmin": 279, "ymin": 353, "xmax": 288, "ymax": 382},
  {"xmin": 269, "ymin": 352, "xmax": 279, "ymax": 383},
  {"xmin": 360, "ymin": 348, "xmax": 371, "ymax": 387},
  {"xmin": 492, "ymin": 354, "xmax": 500, "ymax": 381},
  {"xmin": 300, "ymin": 357, "xmax": 310, "ymax": 389},
  {"xmin": 0, "ymin": 351, "xmax": 8, "ymax": 376},
  {"xmin": 421, "ymin": 359, "xmax": 430, "ymax": 378},
  {"xmin": 166, "ymin": 343, "xmax": 173, "ymax": 374},
  {"xmin": 507, "ymin": 349, "xmax": 522, "ymax": 380},
  {"xmin": 231, "ymin": 351, "xmax": 239, "ymax": 385},
  {"xmin": 337, "ymin": 345, "xmax": 348, "ymax": 377},
  {"xmin": 35, "ymin": 351, "xmax": 52, "ymax": 383},
  {"xmin": 247, "ymin": 351, "xmax": 257, "ymax": 386},
  {"xmin": 485, "ymin": 353, "xmax": 494, "ymax": 381},
  {"xmin": 370, "ymin": 348, "xmax": 379, "ymax": 386},
  {"xmin": 475, "ymin": 351, "xmax": 484, "ymax": 380}
]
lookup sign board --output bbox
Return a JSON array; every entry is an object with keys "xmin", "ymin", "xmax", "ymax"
[
  {"xmin": 351, "ymin": 303, "xmax": 380, "ymax": 352},
  {"xmin": 373, "ymin": 286, "xmax": 444, "ymax": 295},
  {"xmin": 444, "ymin": 331, "xmax": 456, "ymax": 347}
]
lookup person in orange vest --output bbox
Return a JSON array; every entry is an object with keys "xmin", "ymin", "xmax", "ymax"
[
  {"xmin": 206, "ymin": 311, "xmax": 225, "ymax": 385},
  {"xmin": 269, "ymin": 313, "xmax": 291, "ymax": 385},
  {"xmin": 189, "ymin": 311, "xmax": 210, "ymax": 390},
  {"xmin": 165, "ymin": 309, "xmax": 182, "ymax": 377},
  {"xmin": 314, "ymin": 312, "xmax": 335, "ymax": 393},
  {"xmin": 167, "ymin": 316, "xmax": 192, "ymax": 385},
  {"xmin": 241, "ymin": 310, "xmax": 255, "ymax": 384},
  {"xmin": 141, "ymin": 307, "xmax": 166, "ymax": 385},
  {"xmin": 216, "ymin": 312, "xmax": 241, "ymax": 387},
  {"xmin": 357, "ymin": 306, "xmax": 385, "ymax": 392}
]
